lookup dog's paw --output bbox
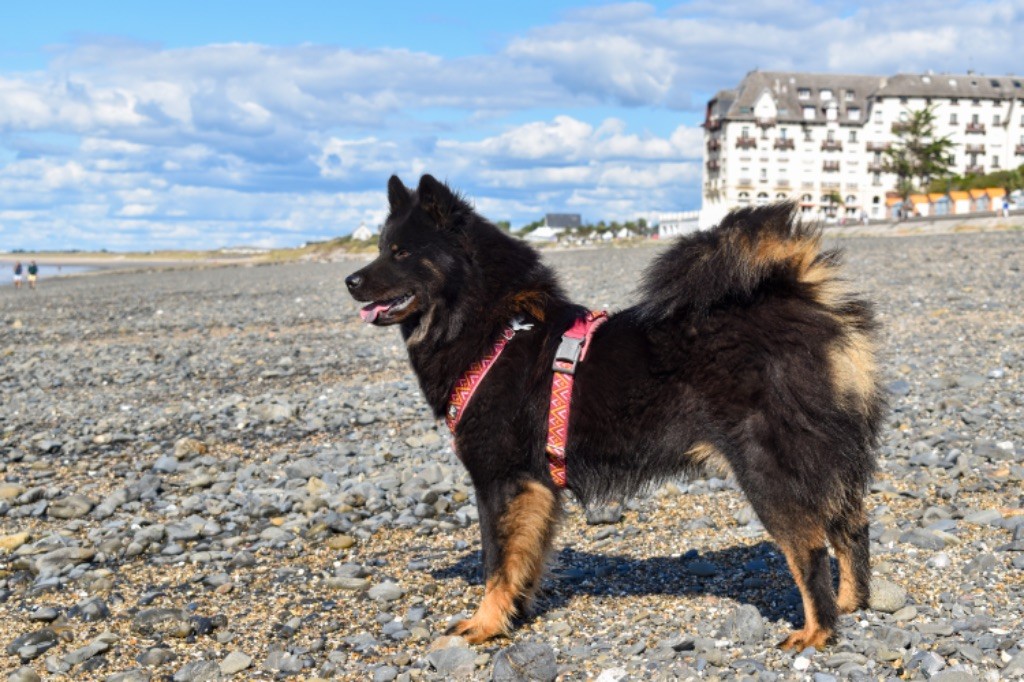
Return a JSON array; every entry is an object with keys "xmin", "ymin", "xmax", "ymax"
[
  {"xmin": 445, "ymin": 617, "xmax": 505, "ymax": 644},
  {"xmin": 778, "ymin": 627, "xmax": 833, "ymax": 651}
]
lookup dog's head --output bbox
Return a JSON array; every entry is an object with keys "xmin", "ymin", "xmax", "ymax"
[{"xmin": 346, "ymin": 174, "xmax": 472, "ymax": 329}]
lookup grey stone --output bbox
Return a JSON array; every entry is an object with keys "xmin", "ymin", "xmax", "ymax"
[
  {"xmin": 64, "ymin": 638, "xmax": 112, "ymax": 666},
  {"xmin": 219, "ymin": 651, "xmax": 252, "ymax": 675},
  {"xmin": 427, "ymin": 646, "xmax": 476, "ymax": 677},
  {"xmin": 7, "ymin": 667, "xmax": 41, "ymax": 682},
  {"xmin": 103, "ymin": 669, "xmax": 152, "ymax": 682},
  {"xmin": 869, "ymin": 578, "xmax": 907, "ymax": 613},
  {"xmin": 686, "ymin": 560, "xmax": 719, "ymax": 577},
  {"xmin": 6, "ymin": 628, "xmax": 59, "ymax": 661},
  {"xmin": 372, "ymin": 666, "xmax": 399, "ymax": 682},
  {"xmin": 585, "ymin": 503, "xmax": 623, "ymax": 525},
  {"xmin": 172, "ymin": 660, "xmax": 222, "ymax": 682},
  {"xmin": 491, "ymin": 640, "xmax": 558, "ymax": 681},
  {"xmin": 725, "ymin": 604, "xmax": 765, "ymax": 645},
  {"xmin": 367, "ymin": 581, "xmax": 404, "ymax": 602},
  {"xmin": 47, "ymin": 494, "xmax": 94, "ymax": 519}
]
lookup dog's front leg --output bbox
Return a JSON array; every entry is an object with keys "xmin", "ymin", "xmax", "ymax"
[{"xmin": 448, "ymin": 479, "xmax": 560, "ymax": 644}]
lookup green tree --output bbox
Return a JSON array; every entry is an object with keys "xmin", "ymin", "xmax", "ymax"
[
  {"xmin": 884, "ymin": 105, "xmax": 955, "ymax": 212},
  {"xmin": 495, "ymin": 220, "xmax": 511, "ymax": 233}
]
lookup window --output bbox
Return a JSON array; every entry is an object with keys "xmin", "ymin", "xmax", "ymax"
[
  {"xmin": 779, "ymin": 127, "xmax": 788, "ymax": 139},
  {"xmin": 826, "ymin": 107, "xmax": 837, "ymax": 121},
  {"xmin": 899, "ymin": 97, "xmax": 908, "ymax": 104},
  {"xmin": 950, "ymin": 98, "xmax": 958, "ymax": 105},
  {"xmin": 849, "ymin": 130, "xmax": 858, "ymax": 143},
  {"xmin": 845, "ymin": 91, "xmax": 855, "ymax": 102},
  {"xmin": 949, "ymin": 155, "xmax": 956, "ymax": 165},
  {"xmin": 760, "ymin": 168, "xmax": 768, "ymax": 181},
  {"xmin": 922, "ymin": 76, "xmax": 931, "ymax": 84},
  {"xmin": 741, "ymin": 126, "xmax": 750, "ymax": 138},
  {"xmin": 993, "ymin": 155, "xmax": 1000, "ymax": 168},
  {"xmin": 872, "ymin": 173, "xmax": 881, "ymax": 186},
  {"xmin": 827, "ymin": 130, "xmax": 836, "ymax": 141},
  {"xmin": 972, "ymin": 113, "xmax": 980, "ymax": 124},
  {"xmin": 738, "ymin": 192, "xmax": 750, "ymax": 204},
  {"xmin": 848, "ymin": 107, "xmax": 861, "ymax": 121},
  {"xmin": 776, "ymin": 193, "xmax": 787, "ymax": 200},
  {"xmin": 756, "ymin": 192, "xmax": 769, "ymax": 206},
  {"xmin": 801, "ymin": 194, "xmax": 812, "ymax": 203},
  {"xmin": 950, "ymin": 113, "xmax": 958, "ymax": 125},
  {"xmin": 994, "ymin": 114, "xmax": 1002, "ymax": 125},
  {"xmin": 803, "ymin": 106, "xmax": 816, "ymax": 120},
  {"xmin": 972, "ymin": 99, "xmax": 981, "ymax": 106},
  {"xmin": 798, "ymin": 88, "xmax": 810, "ymax": 100},
  {"xmin": 899, "ymin": 111, "xmax": 909, "ymax": 122},
  {"xmin": 991, "ymin": 79, "xmax": 1000, "ymax": 88},
  {"xmin": 820, "ymin": 89, "xmax": 833, "ymax": 100}
]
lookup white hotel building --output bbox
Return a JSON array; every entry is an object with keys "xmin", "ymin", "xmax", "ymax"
[{"xmin": 701, "ymin": 71, "xmax": 1024, "ymax": 228}]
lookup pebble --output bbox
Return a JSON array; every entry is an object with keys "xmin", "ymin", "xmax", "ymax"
[
  {"xmin": 492, "ymin": 640, "xmax": 558, "ymax": 681},
  {"xmin": 219, "ymin": 651, "xmax": 252, "ymax": 675},
  {"xmin": 869, "ymin": 578, "xmax": 908, "ymax": 613}
]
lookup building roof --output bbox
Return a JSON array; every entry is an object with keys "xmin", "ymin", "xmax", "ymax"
[
  {"xmin": 876, "ymin": 73, "xmax": 1024, "ymax": 100},
  {"xmin": 908, "ymin": 194, "xmax": 930, "ymax": 205},
  {"xmin": 969, "ymin": 189, "xmax": 988, "ymax": 198},
  {"xmin": 928, "ymin": 193, "xmax": 948, "ymax": 202},
  {"xmin": 707, "ymin": 70, "xmax": 1024, "ymax": 127},
  {"xmin": 949, "ymin": 191, "xmax": 971, "ymax": 200},
  {"xmin": 986, "ymin": 187, "xmax": 1007, "ymax": 198},
  {"xmin": 544, "ymin": 213, "xmax": 581, "ymax": 229}
]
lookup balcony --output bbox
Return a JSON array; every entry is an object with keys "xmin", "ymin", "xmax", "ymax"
[
  {"xmin": 868, "ymin": 161, "xmax": 884, "ymax": 173},
  {"xmin": 965, "ymin": 122, "xmax": 986, "ymax": 134},
  {"xmin": 965, "ymin": 144, "xmax": 986, "ymax": 154},
  {"xmin": 1017, "ymin": 144, "xmax": 1024, "ymax": 156},
  {"xmin": 775, "ymin": 179, "xmax": 791, "ymax": 189},
  {"xmin": 774, "ymin": 138, "xmax": 795, "ymax": 151},
  {"xmin": 866, "ymin": 141, "xmax": 890, "ymax": 152},
  {"xmin": 705, "ymin": 118, "xmax": 722, "ymax": 131},
  {"xmin": 823, "ymin": 160, "xmax": 841, "ymax": 172},
  {"xmin": 821, "ymin": 140, "xmax": 843, "ymax": 151},
  {"xmin": 707, "ymin": 139, "xmax": 721, "ymax": 151},
  {"xmin": 756, "ymin": 117, "xmax": 777, "ymax": 128},
  {"xmin": 735, "ymin": 137, "xmax": 758, "ymax": 150},
  {"xmin": 966, "ymin": 165, "xmax": 985, "ymax": 175},
  {"xmin": 706, "ymin": 160, "xmax": 720, "ymax": 171},
  {"xmin": 822, "ymin": 181, "xmax": 841, "ymax": 190},
  {"xmin": 846, "ymin": 183, "xmax": 858, "ymax": 191},
  {"xmin": 737, "ymin": 178, "xmax": 754, "ymax": 188},
  {"xmin": 891, "ymin": 122, "xmax": 911, "ymax": 134}
]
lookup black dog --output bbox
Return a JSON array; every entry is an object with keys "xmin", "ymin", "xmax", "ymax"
[{"xmin": 346, "ymin": 174, "xmax": 884, "ymax": 649}]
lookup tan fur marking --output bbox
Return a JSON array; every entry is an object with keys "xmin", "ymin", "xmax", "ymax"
[
  {"xmin": 509, "ymin": 291, "xmax": 547, "ymax": 321},
  {"xmin": 834, "ymin": 549, "xmax": 859, "ymax": 614},
  {"xmin": 752, "ymin": 235, "xmax": 820, "ymax": 276},
  {"xmin": 778, "ymin": 528, "xmax": 833, "ymax": 651},
  {"xmin": 828, "ymin": 331, "xmax": 877, "ymax": 411},
  {"xmin": 450, "ymin": 481, "xmax": 558, "ymax": 643},
  {"xmin": 685, "ymin": 441, "xmax": 730, "ymax": 477}
]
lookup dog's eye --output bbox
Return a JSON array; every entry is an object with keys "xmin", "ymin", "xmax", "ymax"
[{"xmin": 395, "ymin": 248, "xmax": 411, "ymax": 260}]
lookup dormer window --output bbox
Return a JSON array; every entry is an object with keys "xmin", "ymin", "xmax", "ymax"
[
  {"xmin": 848, "ymin": 107, "xmax": 861, "ymax": 121},
  {"xmin": 798, "ymin": 88, "xmax": 811, "ymax": 100},
  {"xmin": 803, "ymin": 106, "xmax": 815, "ymax": 120},
  {"xmin": 845, "ymin": 91, "xmax": 855, "ymax": 102},
  {"xmin": 820, "ymin": 89, "xmax": 833, "ymax": 100}
]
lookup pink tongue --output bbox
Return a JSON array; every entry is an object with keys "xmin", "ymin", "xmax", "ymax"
[{"xmin": 359, "ymin": 302, "xmax": 389, "ymax": 323}]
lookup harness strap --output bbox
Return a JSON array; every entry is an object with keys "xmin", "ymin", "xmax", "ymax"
[
  {"xmin": 545, "ymin": 311, "xmax": 607, "ymax": 487},
  {"xmin": 445, "ymin": 323, "xmax": 519, "ymax": 442}
]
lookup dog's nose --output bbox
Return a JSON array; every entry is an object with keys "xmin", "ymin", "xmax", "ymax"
[{"xmin": 345, "ymin": 273, "xmax": 363, "ymax": 290}]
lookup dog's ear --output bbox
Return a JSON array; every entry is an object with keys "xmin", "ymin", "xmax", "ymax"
[
  {"xmin": 417, "ymin": 174, "xmax": 455, "ymax": 229},
  {"xmin": 388, "ymin": 175, "xmax": 412, "ymax": 213}
]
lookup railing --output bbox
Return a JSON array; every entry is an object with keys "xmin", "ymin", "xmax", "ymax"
[
  {"xmin": 866, "ymin": 141, "xmax": 890, "ymax": 152},
  {"xmin": 756, "ymin": 117, "xmax": 777, "ymax": 128},
  {"xmin": 891, "ymin": 122, "xmax": 911, "ymax": 134},
  {"xmin": 773, "ymin": 138, "xmax": 795, "ymax": 150},
  {"xmin": 1017, "ymin": 144, "xmax": 1024, "ymax": 156},
  {"xmin": 801, "ymin": 181, "xmax": 815, "ymax": 189},
  {"xmin": 965, "ymin": 144, "xmax": 986, "ymax": 154},
  {"xmin": 965, "ymin": 122, "xmax": 986, "ymax": 134},
  {"xmin": 822, "ymin": 181, "xmax": 841, "ymax": 189},
  {"xmin": 846, "ymin": 183, "xmax": 858, "ymax": 191},
  {"xmin": 966, "ymin": 165, "xmax": 985, "ymax": 174},
  {"xmin": 868, "ymin": 162, "xmax": 884, "ymax": 173},
  {"xmin": 775, "ymin": 179, "xmax": 791, "ymax": 188},
  {"xmin": 823, "ymin": 160, "xmax": 841, "ymax": 171},
  {"xmin": 707, "ymin": 139, "xmax": 721, "ymax": 151},
  {"xmin": 737, "ymin": 178, "xmax": 753, "ymax": 187},
  {"xmin": 706, "ymin": 160, "xmax": 720, "ymax": 171},
  {"xmin": 821, "ymin": 140, "xmax": 843, "ymax": 151},
  {"xmin": 735, "ymin": 137, "xmax": 758, "ymax": 150},
  {"xmin": 705, "ymin": 119, "xmax": 722, "ymax": 131}
]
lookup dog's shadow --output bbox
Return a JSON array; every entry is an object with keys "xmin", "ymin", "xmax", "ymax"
[{"xmin": 430, "ymin": 540, "xmax": 808, "ymax": 626}]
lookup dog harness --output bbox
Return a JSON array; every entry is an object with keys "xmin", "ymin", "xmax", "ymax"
[{"xmin": 445, "ymin": 311, "xmax": 607, "ymax": 488}]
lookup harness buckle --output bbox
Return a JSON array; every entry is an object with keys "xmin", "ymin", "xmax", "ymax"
[{"xmin": 552, "ymin": 336, "xmax": 583, "ymax": 374}]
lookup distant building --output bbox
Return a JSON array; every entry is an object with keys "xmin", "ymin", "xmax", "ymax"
[
  {"xmin": 544, "ymin": 213, "xmax": 582, "ymax": 230},
  {"xmin": 656, "ymin": 210, "xmax": 701, "ymax": 238},
  {"xmin": 702, "ymin": 70, "xmax": 1024, "ymax": 227},
  {"xmin": 351, "ymin": 222, "xmax": 375, "ymax": 241}
]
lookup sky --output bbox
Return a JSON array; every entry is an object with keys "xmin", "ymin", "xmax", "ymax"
[{"xmin": 1, "ymin": 0, "xmax": 1022, "ymax": 251}]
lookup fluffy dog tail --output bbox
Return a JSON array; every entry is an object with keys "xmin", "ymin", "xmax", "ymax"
[{"xmin": 636, "ymin": 202, "xmax": 862, "ymax": 325}]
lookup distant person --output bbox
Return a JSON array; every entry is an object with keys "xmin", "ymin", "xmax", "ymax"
[
  {"xmin": 27, "ymin": 260, "xmax": 38, "ymax": 290},
  {"xmin": 861, "ymin": 210, "xmax": 869, "ymax": 225},
  {"xmin": 1003, "ymin": 198, "xmax": 1011, "ymax": 217},
  {"xmin": 13, "ymin": 261, "xmax": 23, "ymax": 289}
]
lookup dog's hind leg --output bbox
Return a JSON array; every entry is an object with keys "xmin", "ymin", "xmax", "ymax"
[
  {"xmin": 826, "ymin": 502, "xmax": 871, "ymax": 613},
  {"xmin": 448, "ymin": 480, "xmax": 559, "ymax": 644},
  {"xmin": 773, "ymin": 522, "xmax": 839, "ymax": 651}
]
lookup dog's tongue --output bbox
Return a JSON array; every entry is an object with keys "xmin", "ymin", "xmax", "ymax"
[{"xmin": 359, "ymin": 302, "xmax": 389, "ymax": 323}]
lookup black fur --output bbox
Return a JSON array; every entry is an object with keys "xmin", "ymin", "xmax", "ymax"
[{"xmin": 346, "ymin": 175, "xmax": 886, "ymax": 647}]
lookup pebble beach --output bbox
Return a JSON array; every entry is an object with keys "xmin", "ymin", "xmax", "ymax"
[{"xmin": 2, "ymin": 230, "xmax": 1024, "ymax": 681}]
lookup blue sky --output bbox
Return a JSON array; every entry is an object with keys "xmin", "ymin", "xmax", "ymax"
[{"xmin": 1, "ymin": 0, "xmax": 1022, "ymax": 251}]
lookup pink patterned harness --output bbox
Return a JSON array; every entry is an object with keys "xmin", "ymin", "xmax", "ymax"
[{"xmin": 445, "ymin": 311, "xmax": 607, "ymax": 488}]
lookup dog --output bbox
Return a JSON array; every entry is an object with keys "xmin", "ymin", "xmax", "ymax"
[{"xmin": 346, "ymin": 174, "xmax": 885, "ymax": 650}]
